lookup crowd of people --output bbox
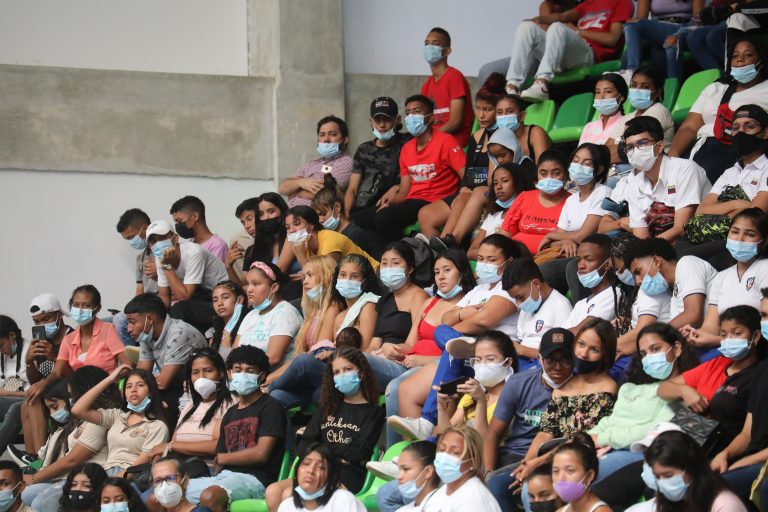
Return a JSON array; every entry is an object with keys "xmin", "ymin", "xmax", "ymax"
[{"xmin": 2, "ymin": 2, "xmax": 768, "ymax": 511}]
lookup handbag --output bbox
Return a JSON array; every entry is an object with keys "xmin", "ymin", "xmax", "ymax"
[
  {"xmin": 534, "ymin": 246, "xmax": 565, "ymax": 265},
  {"xmin": 684, "ymin": 214, "xmax": 732, "ymax": 244},
  {"xmin": 645, "ymin": 202, "xmax": 676, "ymax": 237},
  {"xmin": 671, "ymin": 407, "xmax": 722, "ymax": 456}
]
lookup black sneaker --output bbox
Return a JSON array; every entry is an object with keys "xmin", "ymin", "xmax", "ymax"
[
  {"xmin": 7, "ymin": 446, "xmax": 38, "ymax": 468},
  {"xmin": 429, "ymin": 235, "xmax": 458, "ymax": 254}
]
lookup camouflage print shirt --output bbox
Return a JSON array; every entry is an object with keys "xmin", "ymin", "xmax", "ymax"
[{"xmin": 351, "ymin": 133, "xmax": 411, "ymax": 210}]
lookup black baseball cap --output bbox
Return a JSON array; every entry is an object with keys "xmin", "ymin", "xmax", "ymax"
[
  {"xmin": 370, "ymin": 97, "xmax": 398, "ymax": 118},
  {"xmin": 539, "ymin": 328, "xmax": 575, "ymax": 359},
  {"xmin": 734, "ymin": 104, "xmax": 768, "ymax": 128}
]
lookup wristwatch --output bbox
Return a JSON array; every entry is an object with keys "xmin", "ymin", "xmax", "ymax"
[{"xmin": 161, "ymin": 263, "xmax": 173, "ymax": 271}]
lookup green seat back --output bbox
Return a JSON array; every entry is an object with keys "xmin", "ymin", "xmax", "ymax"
[
  {"xmin": 548, "ymin": 92, "xmax": 595, "ymax": 144},
  {"xmin": 357, "ymin": 441, "xmax": 413, "ymax": 508},
  {"xmin": 524, "ymin": 100, "xmax": 556, "ymax": 132},
  {"xmin": 663, "ymin": 77, "xmax": 680, "ymax": 112},
  {"xmin": 551, "ymin": 66, "xmax": 591, "ymax": 85},
  {"xmin": 670, "ymin": 69, "xmax": 720, "ymax": 124}
]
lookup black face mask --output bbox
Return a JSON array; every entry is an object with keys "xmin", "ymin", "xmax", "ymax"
[
  {"xmin": 69, "ymin": 491, "xmax": 96, "ymax": 510},
  {"xmin": 530, "ymin": 500, "xmax": 559, "ymax": 512},
  {"xmin": 175, "ymin": 222, "xmax": 195, "ymax": 239},
  {"xmin": 731, "ymin": 132, "xmax": 766, "ymax": 157},
  {"xmin": 573, "ymin": 357, "xmax": 602, "ymax": 375},
  {"xmin": 257, "ymin": 217, "xmax": 282, "ymax": 235}
]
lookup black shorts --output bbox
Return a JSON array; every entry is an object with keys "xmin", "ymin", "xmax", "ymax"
[{"xmin": 441, "ymin": 191, "xmax": 460, "ymax": 207}]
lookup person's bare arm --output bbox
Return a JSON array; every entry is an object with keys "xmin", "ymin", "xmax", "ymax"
[
  {"xmin": 266, "ymin": 335, "xmax": 292, "ymax": 368},
  {"xmin": 634, "ymin": 0, "xmax": 651, "ymax": 20},
  {"xmin": 155, "ymin": 363, "xmax": 184, "ymax": 391},
  {"xmin": 357, "ymin": 303, "xmax": 378, "ymax": 351},
  {"xmin": 162, "ymin": 270, "xmax": 198, "ymax": 303},
  {"xmin": 278, "ymin": 177, "xmax": 323, "ymax": 197},
  {"xmin": 657, "ymin": 205, "xmax": 696, "ymax": 243},
  {"xmin": 696, "ymin": 193, "xmax": 751, "ymax": 216},
  {"xmin": 217, "ymin": 436, "xmax": 278, "ymax": 466},
  {"xmin": 483, "ymin": 417, "xmax": 509, "ymax": 472},
  {"xmin": 535, "ymin": 9, "xmax": 580, "ymax": 25},
  {"xmin": 27, "ymin": 443, "xmax": 96, "ymax": 483},
  {"xmin": 529, "ymin": 126, "xmax": 552, "ymax": 162},
  {"xmin": 438, "ymin": 98, "xmax": 467, "ymax": 135},
  {"xmin": 546, "ymin": 215, "xmax": 602, "ymax": 244},
  {"xmin": 669, "ymin": 113, "xmax": 704, "ymax": 158},
  {"xmin": 632, "ymin": 226, "xmax": 651, "ymax": 240},
  {"xmin": 657, "ymin": 374, "xmax": 709, "ymax": 413},
  {"xmin": 391, "ymin": 175, "xmax": 412, "ymax": 205},
  {"xmin": 158, "ymin": 287, "xmax": 172, "ymax": 309},
  {"xmin": 137, "ymin": 360, "xmax": 153, "ymax": 373},
  {"xmin": 616, "ymin": 315, "xmax": 656, "ymax": 357},
  {"xmin": 453, "ymin": 296, "xmax": 517, "ymax": 335},
  {"xmin": 668, "ymin": 294, "xmax": 707, "ymax": 329},
  {"xmin": 467, "ymin": 228, "xmax": 488, "ymax": 260},
  {"xmin": 135, "ymin": 283, "xmax": 145, "ymax": 296}
]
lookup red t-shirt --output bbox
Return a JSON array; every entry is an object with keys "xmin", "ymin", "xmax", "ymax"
[
  {"xmin": 682, "ymin": 356, "xmax": 731, "ymax": 400},
  {"xmin": 421, "ymin": 67, "xmax": 474, "ymax": 147},
  {"xmin": 501, "ymin": 190, "xmax": 568, "ymax": 254},
  {"xmin": 574, "ymin": 0, "xmax": 635, "ymax": 63},
  {"xmin": 400, "ymin": 130, "xmax": 464, "ymax": 202}
]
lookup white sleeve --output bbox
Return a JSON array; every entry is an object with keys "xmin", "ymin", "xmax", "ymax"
[
  {"xmin": 589, "ymin": 289, "xmax": 619, "ymax": 321},
  {"xmin": 710, "ymin": 171, "xmax": 730, "ymax": 196},
  {"xmin": 690, "ymin": 83, "xmax": 719, "ymax": 115},
  {"xmin": 677, "ymin": 257, "xmax": 711, "ymax": 301},
  {"xmin": 181, "ymin": 244, "xmax": 205, "ymax": 285},
  {"xmin": 673, "ymin": 161, "xmax": 709, "ymax": 210},
  {"xmin": 550, "ymin": 298, "xmax": 574, "ymax": 328},
  {"xmin": 708, "ymin": 271, "xmax": 724, "ymax": 307},
  {"xmin": 759, "ymin": 167, "xmax": 768, "ymax": 194},
  {"xmin": 628, "ymin": 184, "xmax": 649, "ymax": 229},
  {"xmin": 556, "ymin": 197, "xmax": 573, "ymax": 230},
  {"xmin": 271, "ymin": 304, "xmax": 303, "ymax": 337},
  {"xmin": 635, "ymin": 290, "xmax": 663, "ymax": 319},
  {"xmin": 156, "ymin": 257, "xmax": 168, "ymax": 288},
  {"xmin": 587, "ymin": 186, "xmax": 610, "ymax": 217}
]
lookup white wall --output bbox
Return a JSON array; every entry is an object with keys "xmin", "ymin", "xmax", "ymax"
[
  {"xmin": 342, "ymin": 0, "xmax": 539, "ymax": 77},
  {"xmin": 0, "ymin": 170, "xmax": 274, "ymax": 335},
  {"xmin": 0, "ymin": 0, "xmax": 248, "ymax": 75}
]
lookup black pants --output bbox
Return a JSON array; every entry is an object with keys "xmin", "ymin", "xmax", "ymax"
[
  {"xmin": 350, "ymin": 206, "xmax": 386, "ymax": 260},
  {"xmin": 675, "ymin": 239, "xmax": 735, "ymax": 271},
  {"xmin": 169, "ymin": 299, "xmax": 215, "ymax": 336},
  {"xmin": 592, "ymin": 460, "xmax": 651, "ymax": 510},
  {"xmin": 374, "ymin": 199, "xmax": 429, "ymax": 243}
]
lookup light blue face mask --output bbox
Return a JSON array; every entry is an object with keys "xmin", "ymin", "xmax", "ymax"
[
  {"xmin": 423, "ymin": 44, "xmax": 444, "ymax": 65},
  {"xmin": 136, "ymin": 316, "xmax": 153, "ymax": 344},
  {"xmin": 317, "ymin": 142, "xmax": 341, "ymax": 159},
  {"xmin": 719, "ymin": 338, "xmax": 751, "ymax": 360},
  {"xmin": 657, "ymin": 473, "xmax": 689, "ymax": 502},
  {"xmin": 129, "ymin": 234, "xmax": 147, "ymax": 251},
  {"xmin": 229, "ymin": 372, "xmax": 261, "ymax": 396},
  {"xmin": 437, "ymin": 282, "xmax": 462, "ymax": 300},
  {"xmin": 476, "ymin": 262, "xmax": 503, "ymax": 285},
  {"xmin": 568, "ymin": 163, "xmax": 594, "ymax": 186},
  {"xmin": 762, "ymin": 320, "xmax": 768, "ymax": 340},
  {"xmin": 536, "ymin": 177, "xmax": 564, "ymax": 195},
  {"xmin": 398, "ymin": 468, "xmax": 427, "ymax": 500},
  {"xmin": 127, "ymin": 396, "xmax": 151, "ymax": 413},
  {"xmin": 253, "ymin": 295, "xmax": 273, "ymax": 312},
  {"xmin": 577, "ymin": 260, "xmax": 608, "ymax": 289},
  {"xmin": 616, "ymin": 268, "xmax": 636, "ymax": 287},
  {"xmin": 151, "ymin": 239, "xmax": 174, "ymax": 259},
  {"xmin": 69, "ymin": 307, "xmax": 94, "ymax": 326},
  {"xmin": 641, "ymin": 463, "xmax": 658, "ymax": 491},
  {"xmin": 628, "ymin": 88, "xmax": 654, "ymax": 110},
  {"xmin": 44, "ymin": 317, "xmax": 60, "ymax": 338},
  {"xmin": 518, "ymin": 282, "xmax": 542, "ymax": 313},
  {"xmin": 295, "ymin": 485, "xmax": 326, "ymax": 502},
  {"xmin": 405, "ymin": 114, "xmax": 428, "ymax": 137},
  {"xmin": 380, "ymin": 267, "xmax": 408, "ymax": 291},
  {"xmin": 726, "ymin": 238, "xmax": 761, "ymax": 263},
  {"xmin": 333, "ymin": 371, "xmax": 361, "ymax": 395},
  {"xmin": 336, "ymin": 279, "xmax": 363, "ymax": 299},
  {"xmin": 224, "ymin": 303, "xmax": 243, "ymax": 332},
  {"xmin": 0, "ymin": 484, "xmax": 20, "ymax": 512},
  {"xmin": 496, "ymin": 196, "xmax": 515, "ymax": 209},
  {"xmin": 434, "ymin": 452, "xmax": 467, "ymax": 484},
  {"xmin": 101, "ymin": 503, "xmax": 130, "ymax": 512},
  {"xmin": 639, "ymin": 260, "xmax": 669, "ymax": 296},
  {"xmin": 593, "ymin": 97, "xmax": 620, "ymax": 116},
  {"xmin": 496, "ymin": 114, "xmax": 519, "ymax": 131},
  {"xmin": 51, "ymin": 407, "xmax": 70, "ymax": 424},
  {"xmin": 731, "ymin": 63, "xmax": 760, "ymax": 84},
  {"xmin": 307, "ymin": 286, "xmax": 323, "ymax": 301},
  {"xmin": 642, "ymin": 347, "xmax": 675, "ymax": 380},
  {"xmin": 322, "ymin": 215, "xmax": 340, "ymax": 231},
  {"xmin": 373, "ymin": 127, "xmax": 395, "ymax": 141}
]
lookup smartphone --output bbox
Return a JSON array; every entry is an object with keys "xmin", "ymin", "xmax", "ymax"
[
  {"xmin": 31, "ymin": 325, "xmax": 46, "ymax": 341},
  {"xmin": 439, "ymin": 376, "xmax": 470, "ymax": 396}
]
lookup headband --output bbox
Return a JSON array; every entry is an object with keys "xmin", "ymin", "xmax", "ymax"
[{"xmin": 249, "ymin": 261, "xmax": 276, "ymax": 281}]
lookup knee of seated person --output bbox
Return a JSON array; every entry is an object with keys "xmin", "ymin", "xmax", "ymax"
[
  {"xmin": 517, "ymin": 19, "xmax": 539, "ymax": 35},
  {"xmin": 199, "ymin": 485, "xmax": 228, "ymax": 511},
  {"xmin": 265, "ymin": 482, "xmax": 283, "ymax": 506},
  {"xmin": 546, "ymin": 21, "xmax": 567, "ymax": 34}
]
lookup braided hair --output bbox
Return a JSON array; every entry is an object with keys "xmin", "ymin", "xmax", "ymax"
[
  {"xmin": 0, "ymin": 316, "xmax": 23, "ymax": 385},
  {"xmin": 610, "ymin": 232, "xmax": 639, "ymax": 336}
]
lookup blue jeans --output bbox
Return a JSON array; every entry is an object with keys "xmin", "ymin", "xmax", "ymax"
[
  {"xmin": 187, "ymin": 470, "xmax": 265, "ymax": 503},
  {"xmin": 22, "ymin": 481, "xmax": 64, "ymax": 510},
  {"xmin": 268, "ymin": 354, "xmax": 325, "ymax": 408},
  {"xmin": 421, "ymin": 325, "xmax": 474, "ymax": 426},
  {"xmin": 365, "ymin": 353, "xmax": 419, "ymax": 446},
  {"xmin": 594, "ymin": 449, "xmax": 644, "ymax": 483},
  {"xmin": 686, "ymin": 22, "xmax": 726, "ymax": 72},
  {"xmin": 623, "ymin": 19, "xmax": 688, "ymax": 79},
  {"xmin": 722, "ymin": 463, "xmax": 762, "ymax": 502},
  {"xmin": 488, "ymin": 462, "xmax": 523, "ymax": 512},
  {"xmin": 609, "ymin": 355, "xmax": 633, "ymax": 384},
  {"xmin": 376, "ymin": 479, "xmax": 407, "ymax": 512}
]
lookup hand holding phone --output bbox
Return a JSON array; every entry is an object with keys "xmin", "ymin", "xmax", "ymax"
[
  {"xmin": 439, "ymin": 376, "xmax": 470, "ymax": 396},
  {"xmin": 31, "ymin": 325, "xmax": 46, "ymax": 341}
]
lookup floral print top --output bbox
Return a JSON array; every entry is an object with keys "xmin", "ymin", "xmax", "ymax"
[{"xmin": 539, "ymin": 392, "xmax": 617, "ymax": 438}]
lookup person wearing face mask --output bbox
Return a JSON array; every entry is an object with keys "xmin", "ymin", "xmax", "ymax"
[
  {"xmin": 329, "ymin": 255, "xmax": 380, "ymax": 349},
  {"xmin": 374, "ymin": 95, "xmax": 466, "ymax": 244},
  {"xmin": 549, "ymin": 433, "xmax": 610, "ymax": 512},
  {"xmin": 0, "ymin": 461, "xmax": 31, "ymax": 512},
  {"xmin": 279, "ymin": 115, "xmax": 353, "ymax": 209},
  {"xmin": 389, "ymin": 441, "xmax": 440, "ymax": 512},
  {"xmin": 59, "ymin": 463, "xmax": 108, "ymax": 512},
  {"xmin": 209, "ymin": 281, "xmax": 248, "ymax": 361},
  {"xmin": 628, "ymin": 430, "xmax": 747, "ymax": 512},
  {"xmin": 71, "ymin": 365, "xmax": 170, "ymax": 478},
  {"xmin": 100, "ymin": 476, "xmax": 148, "ymax": 512},
  {"xmin": 495, "ymin": 93, "xmax": 553, "ymax": 163},
  {"xmin": 624, "ymin": 116, "xmax": 711, "ymax": 243},
  {"xmin": 525, "ymin": 464, "xmax": 563, "ymax": 512},
  {"xmin": 0, "ymin": 317, "xmax": 31, "ymax": 449},
  {"xmin": 671, "ymin": 38, "xmax": 768, "ymax": 183},
  {"xmin": 150, "ymin": 458, "xmax": 211, "ymax": 512},
  {"xmin": 170, "ymin": 195, "xmax": 228, "ymax": 263},
  {"xmin": 264, "ymin": 348, "xmax": 383, "ymax": 510},
  {"xmin": 186, "ymin": 346, "xmax": 287, "ymax": 508},
  {"xmin": 579, "ymin": 73, "xmax": 629, "ymax": 146},
  {"xmin": 225, "ymin": 198, "xmax": 259, "ymax": 285},
  {"xmin": 147, "ymin": 348, "xmax": 233, "ymax": 473},
  {"xmin": 311, "ymin": 174, "xmax": 372, "ymax": 256}
]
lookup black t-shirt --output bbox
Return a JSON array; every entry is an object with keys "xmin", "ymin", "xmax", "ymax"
[
  {"xmin": 463, "ymin": 129, "xmax": 493, "ymax": 189},
  {"xmin": 747, "ymin": 360, "xmax": 768, "ymax": 455},
  {"xmin": 341, "ymin": 222, "xmax": 371, "ymax": 255},
  {"xmin": 299, "ymin": 401, "xmax": 385, "ymax": 493},
  {"xmin": 215, "ymin": 394, "xmax": 287, "ymax": 486},
  {"xmin": 351, "ymin": 133, "xmax": 411, "ymax": 210},
  {"xmin": 709, "ymin": 363, "xmax": 757, "ymax": 451},
  {"xmin": 373, "ymin": 292, "xmax": 412, "ymax": 344}
]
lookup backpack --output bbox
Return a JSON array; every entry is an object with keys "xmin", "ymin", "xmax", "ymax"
[{"xmin": 400, "ymin": 237, "xmax": 434, "ymax": 288}]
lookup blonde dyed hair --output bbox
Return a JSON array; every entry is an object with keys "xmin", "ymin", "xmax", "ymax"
[
  {"xmin": 295, "ymin": 255, "xmax": 338, "ymax": 353},
  {"xmin": 439, "ymin": 424, "xmax": 485, "ymax": 480}
]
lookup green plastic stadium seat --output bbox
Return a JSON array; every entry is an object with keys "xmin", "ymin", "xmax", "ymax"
[
  {"xmin": 359, "ymin": 441, "xmax": 413, "ymax": 510},
  {"xmin": 551, "ymin": 66, "xmax": 591, "ymax": 85},
  {"xmin": 590, "ymin": 59, "xmax": 621, "ymax": 76},
  {"xmin": 403, "ymin": 222, "xmax": 420, "ymax": 236},
  {"xmin": 662, "ymin": 77, "xmax": 680, "ymax": 112},
  {"xmin": 524, "ymin": 100, "xmax": 556, "ymax": 132},
  {"xmin": 548, "ymin": 92, "xmax": 595, "ymax": 144},
  {"xmin": 229, "ymin": 451, "xmax": 292, "ymax": 512},
  {"xmin": 670, "ymin": 69, "xmax": 720, "ymax": 124}
]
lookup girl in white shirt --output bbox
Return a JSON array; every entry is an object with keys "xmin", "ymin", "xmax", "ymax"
[{"xmin": 395, "ymin": 441, "xmax": 441, "ymax": 512}]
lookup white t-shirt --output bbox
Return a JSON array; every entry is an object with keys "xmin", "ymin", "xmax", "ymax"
[
  {"xmin": 690, "ymin": 80, "xmax": 768, "ymax": 139},
  {"xmin": 396, "ymin": 490, "xmax": 440, "ymax": 512},
  {"xmin": 708, "ymin": 259, "xmax": 768, "ymax": 314},
  {"xmin": 670, "ymin": 255, "xmax": 718, "ymax": 319},
  {"xmin": 610, "ymin": 101, "xmax": 675, "ymax": 150},
  {"xmin": 625, "ymin": 490, "xmax": 747, "ymax": 512},
  {"xmin": 457, "ymin": 282, "xmax": 519, "ymax": 338},
  {"xmin": 517, "ymin": 289, "xmax": 573, "ymax": 349},
  {"xmin": 632, "ymin": 289, "xmax": 672, "ymax": 328},
  {"xmin": 627, "ymin": 156, "xmax": 711, "ymax": 229},
  {"xmin": 156, "ymin": 240, "xmax": 228, "ymax": 290},
  {"xmin": 237, "ymin": 301, "xmax": 302, "ymax": 359},
  {"xmin": 0, "ymin": 340, "xmax": 30, "ymax": 390},
  {"xmin": 557, "ymin": 184, "xmax": 611, "ymax": 232},
  {"xmin": 710, "ymin": 154, "xmax": 768, "ymax": 199},
  {"xmin": 565, "ymin": 286, "xmax": 621, "ymax": 328},
  {"xmin": 609, "ymin": 172, "xmax": 636, "ymax": 203},
  {"xmin": 427, "ymin": 477, "xmax": 501, "ymax": 512},
  {"xmin": 277, "ymin": 489, "xmax": 365, "ymax": 512},
  {"xmin": 480, "ymin": 210, "xmax": 505, "ymax": 236}
]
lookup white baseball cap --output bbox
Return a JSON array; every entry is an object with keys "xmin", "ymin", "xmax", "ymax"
[
  {"xmin": 146, "ymin": 220, "xmax": 175, "ymax": 238},
  {"xmin": 630, "ymin": 422, "xmax": 683, "ymax": 452},
  {"xmin": 29, "ymin": 293, "xmax": 68, "ymax": 317}
]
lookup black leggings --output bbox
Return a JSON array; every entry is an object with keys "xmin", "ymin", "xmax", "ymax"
[{"xmin": 374, "ymin": 199, "xmax": 429, "ymax": 243}]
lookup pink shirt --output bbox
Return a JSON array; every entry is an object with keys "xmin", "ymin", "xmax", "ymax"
[
  {"xmin": 579, "ymin": 111, "xmax": 624, "ymax": 145},
  {"xmin": 202, "ymin": 234, "xmax": 228, "ymax": 263},
  {"xmin": 57, "ymin": 318, "xmax": 124, "ymax": 373}
]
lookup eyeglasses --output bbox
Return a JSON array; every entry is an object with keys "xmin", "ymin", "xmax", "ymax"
[
  {"xmin": 152, "ymin": 474, "xmax": 183, "ymax": 487},
  {"xmin": 469, "ymin": 356, "xmax": 507, "ymax": 368},
  {"xmin": 623, "ymin": 138, "xmax": 658, "ymax": 154}
]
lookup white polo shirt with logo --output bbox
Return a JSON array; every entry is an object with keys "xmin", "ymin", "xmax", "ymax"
[
  {"xmin": 710, "ymin": 154, "xmax": 768, "ymax": 200},
  {"xmin": 516, "ymin": 289, "xmax": 573, "ymax": 349},
  {"xmin": 708, "ymin": 259, "xmax": 768, "ymax": 314},
  {"xmin": 670, "ymin": 255, "xmax": 718, "ymax": 319}
]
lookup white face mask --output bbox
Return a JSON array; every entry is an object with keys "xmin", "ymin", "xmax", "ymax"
[
  {"xmin": 473, "ymin": 361, "xmax": 512, "ymax": 388},
  {"xmin": 193, "ymin": 377, "xmax": 219, "ymax": 400},
  {"xmin": 628, "ymin": 144, "xmax": 658, "ymax": 173},
  {"xmin": 287, "ymin": 229, "xmax": 309, "ymax": 244},
  {"xmin": 155, "ymin": 481, "xmax": 184, "ymax": 508}
]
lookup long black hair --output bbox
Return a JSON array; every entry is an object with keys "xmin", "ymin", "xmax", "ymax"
[
  {"xmin": 0, "ymin": 315, "xmax": 23, "ymax": 382},
  {"xmin": 627, "ymin": 323, "xmax": 699, "ymax": 385},
  {"xmin": 319, "ymin": 347, "xmax": 379, "ymax": 417},
  {"xmin": 332, "ymin": 254, "xmax": 379, "ymax": 303},
  {"xmin": 59, "ymin": 462, "xmax": 108, "ymax": 512},
  {"xmin": 99, "ymin": 477, "xmax": 148, "ymax": 512},
  {"xmin": 180, "ymin": 347, "xmax": 233, "ymax": 429},
  {"xmin": 486, "ymin": 163, "xmax": 536, "ymax": 215},
  {"xmin": 249, "ymin": 192, "xmax": 289, "ymax": 265},
  {"xmin": 611, "ymin": 232, "xmax": 639, "ymax": 336},
  {"xmin": 291, "ymin": 443, "xmax": 342, "ymax": 508},
  {"xmin": 210, "ymin": 280, "xmax": 248, "ymax": 352},
  {"xmin": 120, "ymin": 369, "xmax": 169, "ymax": 429},
  {"xmin": 433, "ymin": 248, "xmax": 477, "ymax": 297}
]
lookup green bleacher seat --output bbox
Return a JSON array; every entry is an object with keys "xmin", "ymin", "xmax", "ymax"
[
  {"xmin": 590, "ymin": 59, "xmax": 621, "ymax": 76},
  {"xmin": 524, "ymin": 100, "xmax": 556, "ymax": 132},
  {"xmin": 551, "ymin": 66, "xmax": 591, "ymax": 85},
  {"xmin": 662, "ymin": 77, "xmax": 680, "ymax": 112},
  {"xmin": 548, "ymin": 92, "xmax": 595, "ymax": 144},
  {"xmin": 670, "ymin": 69, "xmax": 720, "ymax": 124},
  {"xmin": 359, "ymin": 441, "xmax": 413, "ymax": 510},
  {"xmin": 403, "ymin": 222, "xmax": 420, "ymax": 236}
]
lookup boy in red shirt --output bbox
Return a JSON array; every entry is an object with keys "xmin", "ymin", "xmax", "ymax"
[
  {"xmin": 374, "ymin": 95, "xmax": 466, "ymax": 243},
  {"xmin": 504, "ymin": 0, "xmax": 634, "ymax": 102},
  {"xmin": 420, "ymin": 27, "xmax": 474, "ymax": 147}
]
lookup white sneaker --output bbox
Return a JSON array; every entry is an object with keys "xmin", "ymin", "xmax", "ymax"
[
  {"xmin": 366, "ymin": 458, "xmax": 399, "ymax": 481},
  {"xmin": 616, "ymin": 69, "xmax": 634, "ymax": 86},
  {"xmin": 387, "ymin": 416, "xmax": 435, "ymax": 441},
  {"xmin": 520, "ymin": 79, "xmax": 550, "ymax": 103},
  {"xmin": 414, "ymin": 233, "xmax": 430, "ymax": 246},
  {"xmin": 505, "ymin": 82, "xmax": 519, "ymax": 95}
]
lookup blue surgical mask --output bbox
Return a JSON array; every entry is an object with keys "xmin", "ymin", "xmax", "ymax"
[
  {"xmin": 69, "ymin": 307, "xmax": 94, "ymax": 326},
  {"xmin": 536, "ymin": 178, "xmax": 564, "ymax": 195},
  {"xmin": 44, "ymin": 317, "xmax": 60, "ymax": 338},
  {"xmin": 496, "ymin": 197, "xmax": 514, "ymax": 209},
  {"xmin": 101, "ymin": 503, "xmax": 130, "ymax": 512},
  {"xmin": 405, "ymin": 114, "xmax": 428, "ymax": 137},
  {"xmin": 51, "ymin": 407, "xmax": 70, "ymax": 424},
  {"xmin": 657, "ymin": 473, "xmax": 689, "ymax": 502},
  {"xmin": 568, "ymin": 163, "xmax": 595, "ymax": 186},
  {"xmin": 127, "ymin": 396, "xmax": 151, "ymax": 413},
  {"xmin": 617, "ymin": 268, "xmax": 636, "ymax": 287},
  {"xmin": 423, "ymin": 44, "xmax": 444, "ymax": 65},
  {"xmin": 437, "ymin": 282, "xmax": 462, "ymax": 300},
  {"xmin": 642, "ymin": 347, "xmax": 674, "ymax": 380},
  {"xmin": 726, "ymin": 238, "xmax": 761, "ymax": 263},
  {"xmin": 641, "ymin": 463, "xmax": 658, "ymax": 491},
  {"xmin": 336, "ymin": 279, "xmax": 363, "ymax": 299},
  {"xmin": 518, "ymin": 282, "xmax": 543, "ymax": 313},
  {"xmin": 640, "ymin": 260, "xmax": 669, "ymax": 296},
  {"xmin": 0, "ymin": 485, "xmax": 20, "ymax": 512},
  {"xmin": 398, "ymin": 469, "xmax": 427, "ymax": 500},
  {"xmin": 151, "ymin": 239, "xmax": 174, "ymax": 259},
  {"xmin": 476, "ymin": 262, "xmax": 502, "ymax": 285},
  {"xmin": 317, "ymin": 142, "xmax": 341, "ymax": 159},
  {"xmin": 380, "ymin": 267, "xmax": 408, "ymax": 291},
  {"xmin": 719, "ymin": 338, "xmax": 751, "ymax": 360},
  {"xmin": 762, "ymin": 320, "xmax": 768, "ymax": 340},
  {"xmin": 333, "ymin": 371, "xmax": 361, "ymax": 395},
  {"xmin": 295, "ymin": 485, "xmax": 326, "ymax": 502},
  {"xmin": 731, "ymin": 63, "xmax": 760, "ymax": 84},
  {"xmin": 253, "ymin": 295, "xmax": 273, "ymax": 312},
  {"xmin": 136, "ymin": 316, "xmax": 153, "ymax": 344},
  {"xmin": 322, "ymin": 215, "xmax": 340, "ymax": 231},
  {"xmin": 593, "ymin": 97, "xmax": 620, "ymax": 116},
  {"xmin": 373, "ymin": 127, "xmax": 395, "ymax": 141},
  {"xmin": 434, "ymin": 452, "xmax": 467, "ymax": 484},
  {"xmin": 129, "ymin": 234, "xmax": 147, "ymax": 251},
  {"xmin": 577, "ymin": 260, "xmax": 608, "ymax": 289},
  {"xmin": 229, "ymin": 372, "xmax": 261, "ymax": 396},
  {"xmin": 496, "ymin": 114, "xmax": 519, "ymax": 131},
  {"xmin": 224, "ymin": 303, "xmax": 243, "ymax": 332},
  {"xmin": 307, "ymin": 286, "xmax": 323, "ymax": 301},
  {"xmin": 628, "ymin": 88, "xmax": 654, "ymax": 110}
]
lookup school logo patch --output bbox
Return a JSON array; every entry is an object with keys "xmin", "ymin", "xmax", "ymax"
[
  {"xmin": 751, "ymin": 177, "xmax": 759, "ymax": 186},
  {"xmin": 667, "ymin": 184, "xmax": 676, "ymax": 194},
  {"xmin": 673, "ymin": 283, "xmax": 679, "ymax": 298},
  {"xmin": 747, "ymin": 277, "xmax": 755, "ymax": 291},
  {"xmin": 535, "ymin": 320, "xmax": 544, "ymax": 333}
]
